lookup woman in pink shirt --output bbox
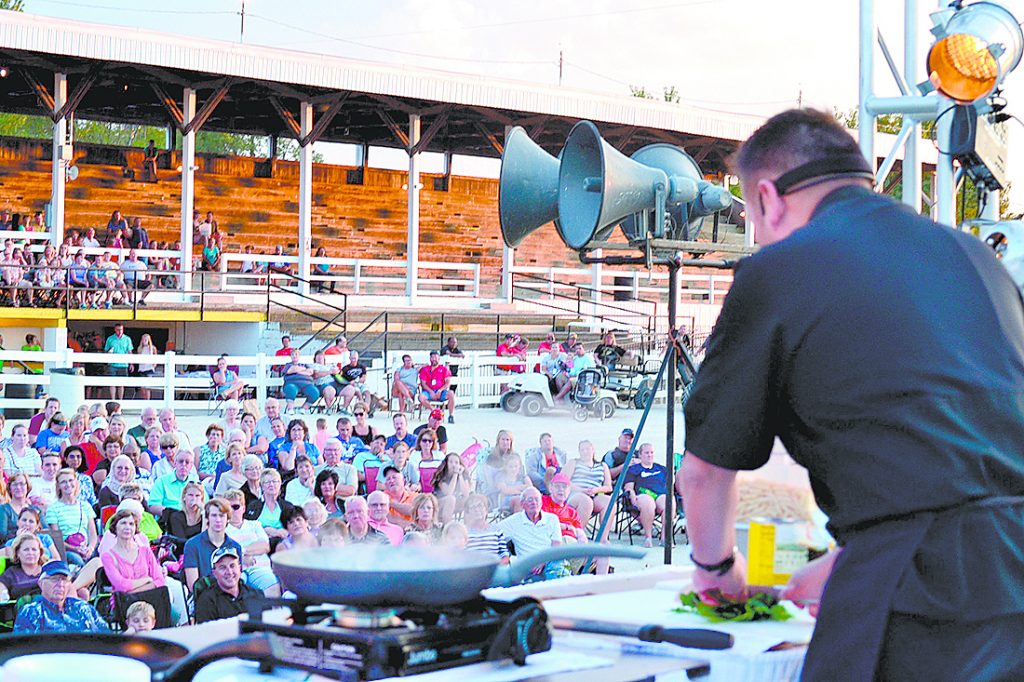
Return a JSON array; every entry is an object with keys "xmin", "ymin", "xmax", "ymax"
[{"xmin": 99, "ymin": 509, "xmax": 164, "ymax": 594}]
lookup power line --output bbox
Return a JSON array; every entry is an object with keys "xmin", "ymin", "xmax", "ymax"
[
  {"xmin": 30, "ymin": 0, "xmax": 237, "ymax": 15},
  {"xmin": 357, "ymin": 0, "xmax": 724, "ymax": 41},
  {"xmin": 247, "ymin": 13, "xmax": 556, "ymax": 66}
]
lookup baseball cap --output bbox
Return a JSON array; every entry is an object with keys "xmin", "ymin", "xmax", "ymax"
[
  {"xmin": 116, "ymin": 499, "xmax": 144, "ymax": 518},
  {"xmin": 382, "ymin": 465, "xmax": 400, "ymax": 478},
  {"xmin": 429, "ymin": 349, "xmax": 439, "ymax": 357},
  {"xmin": 620, "ymin": 428, "xmax": 635, "ymax": 437},
  {"xmin": 90, "ymin": 416, "xmax": 109, "ymax": 431},
  {"xmin": 210, "ymin": 545, "xmax": 240, "ymax": 564},
  {"xmin": 550, "ymin": 472, "xmax": 572, "ymax": 486},
  {"xmin": 429, "ymin": 408, "xmax": 444, "ymax": 421},
  {"xmin": 41, "ymin": 560, "xmax": 72, "ymax": 577}
]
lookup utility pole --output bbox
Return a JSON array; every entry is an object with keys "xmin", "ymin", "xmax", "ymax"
[
  {"xmin": 558, "ymin": 47, "xmax": 563, "ymax": 86},
  {"xmin": 240, "ymin": 0, "xmax": 246, "ymax": 42}
]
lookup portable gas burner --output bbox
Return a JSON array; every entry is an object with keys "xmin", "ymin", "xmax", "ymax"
[{"xmin": 239, "ymin": 597, "xmax": 552, "ymax": 680}]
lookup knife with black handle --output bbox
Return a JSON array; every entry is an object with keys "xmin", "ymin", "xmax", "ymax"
[{"xmin": 549, "ymin": 617, "xmax": 735, "ymax": 650}]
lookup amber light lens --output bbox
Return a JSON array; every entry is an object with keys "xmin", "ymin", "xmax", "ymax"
[{"xmin": 928, "ymin": 34, "xmax": 999, "ymax": 103}]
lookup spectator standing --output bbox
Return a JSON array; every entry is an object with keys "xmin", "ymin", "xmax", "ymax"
[
  {"xmin": 133, "ymin": 336, "xmax": 158, "ymax": 400},
  {"xmin": 275, "ymin": 336, "xmax": 293, "ymax": 358},
  {"xmin": 104, "ymin": 323, "xmax": 134, "ymax": 400},
  {"xmin": 439, "ymin": 336, "xmax": 464, "ymax": 394},
  {"xmin": 13, "ymin": 560, "xmax": 108, "ymax": 633},
  {"xmin": 128, "ymin": 217, "xmax": 150, "ymax": 250}
]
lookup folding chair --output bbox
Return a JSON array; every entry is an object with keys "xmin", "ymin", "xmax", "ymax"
[
  {"xmin": 112, "ymin": 586, "xmax": 173, "ymax": 630},
  {"xmin": 364, "ymin": 466, "xmax": 380, "ymax": 493},
  {"xmin": 418, "ymin": 467, "xmax": 436, "ymax": 494}
]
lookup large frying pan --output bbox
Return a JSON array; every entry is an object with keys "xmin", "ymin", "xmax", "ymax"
[
  {"xmin": 0, "ymin": 632, "xmax": 273, "ymax": 682},
  {"xmin": 272, "ymin": 544, "xmax": 646, "ymax": 606}
]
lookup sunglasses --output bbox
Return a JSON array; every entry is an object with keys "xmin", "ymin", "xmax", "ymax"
[
  {"xmin": 230, "ymin": 503, "xmax": 242, "ymax": 510},
  {"xmin": 353, "ymin": 412, "xmax": 365, "ymax": 417},
  {"xmin": 421, "ymin": 438, "xmax": 434, "ymax": 443},
  {"xmin": 160, "ymin": 445, "xmax": 175, "ymax": 450}
]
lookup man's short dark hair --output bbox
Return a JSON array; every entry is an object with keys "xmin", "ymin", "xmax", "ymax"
[{"xmin": 732, "ymin": 108, "xmax": 864, "ymax": 181}]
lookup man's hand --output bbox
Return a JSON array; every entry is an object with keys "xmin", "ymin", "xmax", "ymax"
[
  {"xmin": 692, "ymin": 551, "xmax": 748, "ymax": 604},
  {"xmin": 780, "ymin": 548, "xmax": 841, "ymax": 617}
]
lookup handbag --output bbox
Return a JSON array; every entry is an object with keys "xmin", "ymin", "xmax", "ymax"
[{"xmin": 64, "ymin": 503, "xmax": 87, "ymax": 551}]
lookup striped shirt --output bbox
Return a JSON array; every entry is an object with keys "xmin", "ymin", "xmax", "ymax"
[
  {"xmin": 45, "ymin": 499, "xmax": 96, "ymax": 537},
  {"xmin": 466, "ymin": 527, "xmax": 510, "ymax": 559},
  {"xmin": 570, "ymin": 460, "xmax": 606, "ymax": 490}
]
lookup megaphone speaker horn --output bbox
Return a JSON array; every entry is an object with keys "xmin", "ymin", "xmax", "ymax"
[
  {"xmin": 498, "ymin": 127, "xmax": 561, "ymax": 248},
  {"xmin": 558, "ymin": 121, "xmax": 670, "ymax": 250}
]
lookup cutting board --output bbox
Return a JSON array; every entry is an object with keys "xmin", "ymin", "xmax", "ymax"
[{"xmin": 543, "ymin": 588, "xmax": 815, "ymax": 682}]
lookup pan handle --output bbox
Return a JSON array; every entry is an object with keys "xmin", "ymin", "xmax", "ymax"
[
  {"xmin": 154, "ymin": 633, "xmax": 274, "ymax": 682},
  {"xmin": 494, "ymin": 544, "xmax": 646, "ymax": 587}
]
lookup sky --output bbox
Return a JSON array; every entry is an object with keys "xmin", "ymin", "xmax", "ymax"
[{"xmin": 15, "ymin": 0, "xmax": 1024, "ymax": 211}]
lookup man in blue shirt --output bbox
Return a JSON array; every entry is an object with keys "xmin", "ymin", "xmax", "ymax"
[
  {"xmin": 183, "ymin": 498, "xmax": 242, "ymax": 592},
  {"xmin": 34, "ymin": 411, "xmax": 70, "ymax": 455},
  {"xmin": 104, "ymin": 323, "xmax": 134, "ymax": 401},
  {"xmin": 622, "ymin": 442, "xmax": 667, "ymax": 548},
  {"xmin": 14, "ymin": 560, "xmax": 108, "ymax": 633},
  {"xmin": 384, "ymin": 413, "xmax": 416, "ymax": 452}
]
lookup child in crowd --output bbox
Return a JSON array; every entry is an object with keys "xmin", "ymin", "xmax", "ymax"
[
  {"xmin": 124, "ymin": 600, "xmax": 157, "ymax": 634},
  {"xmin": 314, "ymin": 418, "xmax": 328, "ymax": 452}
]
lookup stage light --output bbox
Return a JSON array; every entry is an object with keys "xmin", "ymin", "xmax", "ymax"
[
  {"xmin": 928, "ymin": 1, "xmax": 1023, "ymax": 103},
  {"xmin": 0, "ymin": 67, "xmax": 8, "ymax": 78}
]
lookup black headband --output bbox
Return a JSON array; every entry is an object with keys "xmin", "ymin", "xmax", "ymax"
[{"xmin": 773, "ymin": 154, "xmax": 874, "ymax": 196}]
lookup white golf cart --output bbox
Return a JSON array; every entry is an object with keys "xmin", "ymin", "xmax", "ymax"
[{"xmin": 499, "ymin": 368, "xmax": 618, "ymax": 421}]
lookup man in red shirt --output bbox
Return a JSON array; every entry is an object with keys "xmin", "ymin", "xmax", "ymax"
[
  {"xmin": 274, "ymin": 336, "xmax": 292, "ymax": 357},
  {"xmin": 543, "ymin": 472, "xmax": 610, "ymax": 574},
  {"xmin": 418, "ymin": 351, "xmax": 455, "ymax": 424},
  {"xmin": 496, "ymin": 333, "xmax": 526, "ymax": 373},
  {"xmin": 541, "ymin": 472, "xmax": 585, "ymax": 542}
]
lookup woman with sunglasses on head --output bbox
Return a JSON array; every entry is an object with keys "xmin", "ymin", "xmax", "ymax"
[
  {"xmin": 349, "ymin": 402, "xmax": 378, "ymax": 447},
  {"xmin": 222, "ymin": 488, "xmax": 280, "ymax": 597},
  {"xmin": 61, "ymin": 445, "xmax": 98, "ymax": 509},
  {"xmin": 45, "ymin": 468, "xmax": 97, "ymax": 565},
  {"xmin": 2, "ymin": 506, "xmax": 57, "ymax": 561}
]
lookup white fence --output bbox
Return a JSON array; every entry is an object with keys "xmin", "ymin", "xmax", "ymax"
[{"xmin": 0, "ymin": 348, "xmax": 667, "ymax": 414}]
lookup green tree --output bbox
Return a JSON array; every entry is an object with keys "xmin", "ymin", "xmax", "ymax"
[{"xmin": 0, "ymin": 1, "xmax": 25, "ymax": 11}]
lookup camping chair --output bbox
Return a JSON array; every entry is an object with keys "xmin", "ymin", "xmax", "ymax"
[
  {"xmin": 418, "ymin": 467, "xmax": 436, "ymax": 494},
  {"xmin": 364, "ymin": 466, "xmax": 381, "ymax": 493},
  {"xmin": 111, "ymin": 586, "xmax": 173, "ymax": 630}
]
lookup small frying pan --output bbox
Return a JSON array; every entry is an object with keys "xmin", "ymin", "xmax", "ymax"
[
  {"xmin": 0, "ymin": 632, "xmax": 273, "ymax": 682},
  {"xmin": 272, "ymin": 544, "xmax": 647, "ymax": 607}
]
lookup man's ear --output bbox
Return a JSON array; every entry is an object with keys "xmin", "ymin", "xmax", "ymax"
[{"xmin": 755, "ymin": 179, "xmax": 787, "ymax": 243}]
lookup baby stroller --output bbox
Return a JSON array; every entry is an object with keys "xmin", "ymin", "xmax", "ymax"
[{"xmin": 571, "ymin": 367, "xmax": 616, "ymax": 422}]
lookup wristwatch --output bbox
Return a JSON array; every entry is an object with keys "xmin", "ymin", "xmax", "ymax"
[{"xmin": 690, "ymin": 549, "xmax": 737, "ymax": 576}]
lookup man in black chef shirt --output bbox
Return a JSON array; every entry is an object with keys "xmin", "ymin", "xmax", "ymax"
[
  {"xmin": 680, "ymin": 109, "xmax": 1024, "ymax": 682},
  {"xmin": 193, "ymin": 546, "xmax": 264, "ymax": 623}
]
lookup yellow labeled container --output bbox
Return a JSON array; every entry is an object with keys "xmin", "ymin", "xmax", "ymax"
[{"xmin": 746, "ymin": 518, "xmax": 809, "ymax": 586}]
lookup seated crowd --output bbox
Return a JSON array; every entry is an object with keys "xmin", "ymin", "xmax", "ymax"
[
  {"xmin": 0, "ymin": 390, "xmax": 674, "ymax": 635},
  {"xmin": 0, "ymin": 205, "xmax": 323, "ymax": 309}
]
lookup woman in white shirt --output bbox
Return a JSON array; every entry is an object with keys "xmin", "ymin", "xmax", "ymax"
[
  {"xmin": 222, "ymin": 488, "xmax": 280, "ymax": 597},
  {"xmin": 134, "ymin": 333, "xmax": 158, "ymax": 401},
  {"xmin": 3, "ymin": 425, "xmax": 40, "ymax": 482}
]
